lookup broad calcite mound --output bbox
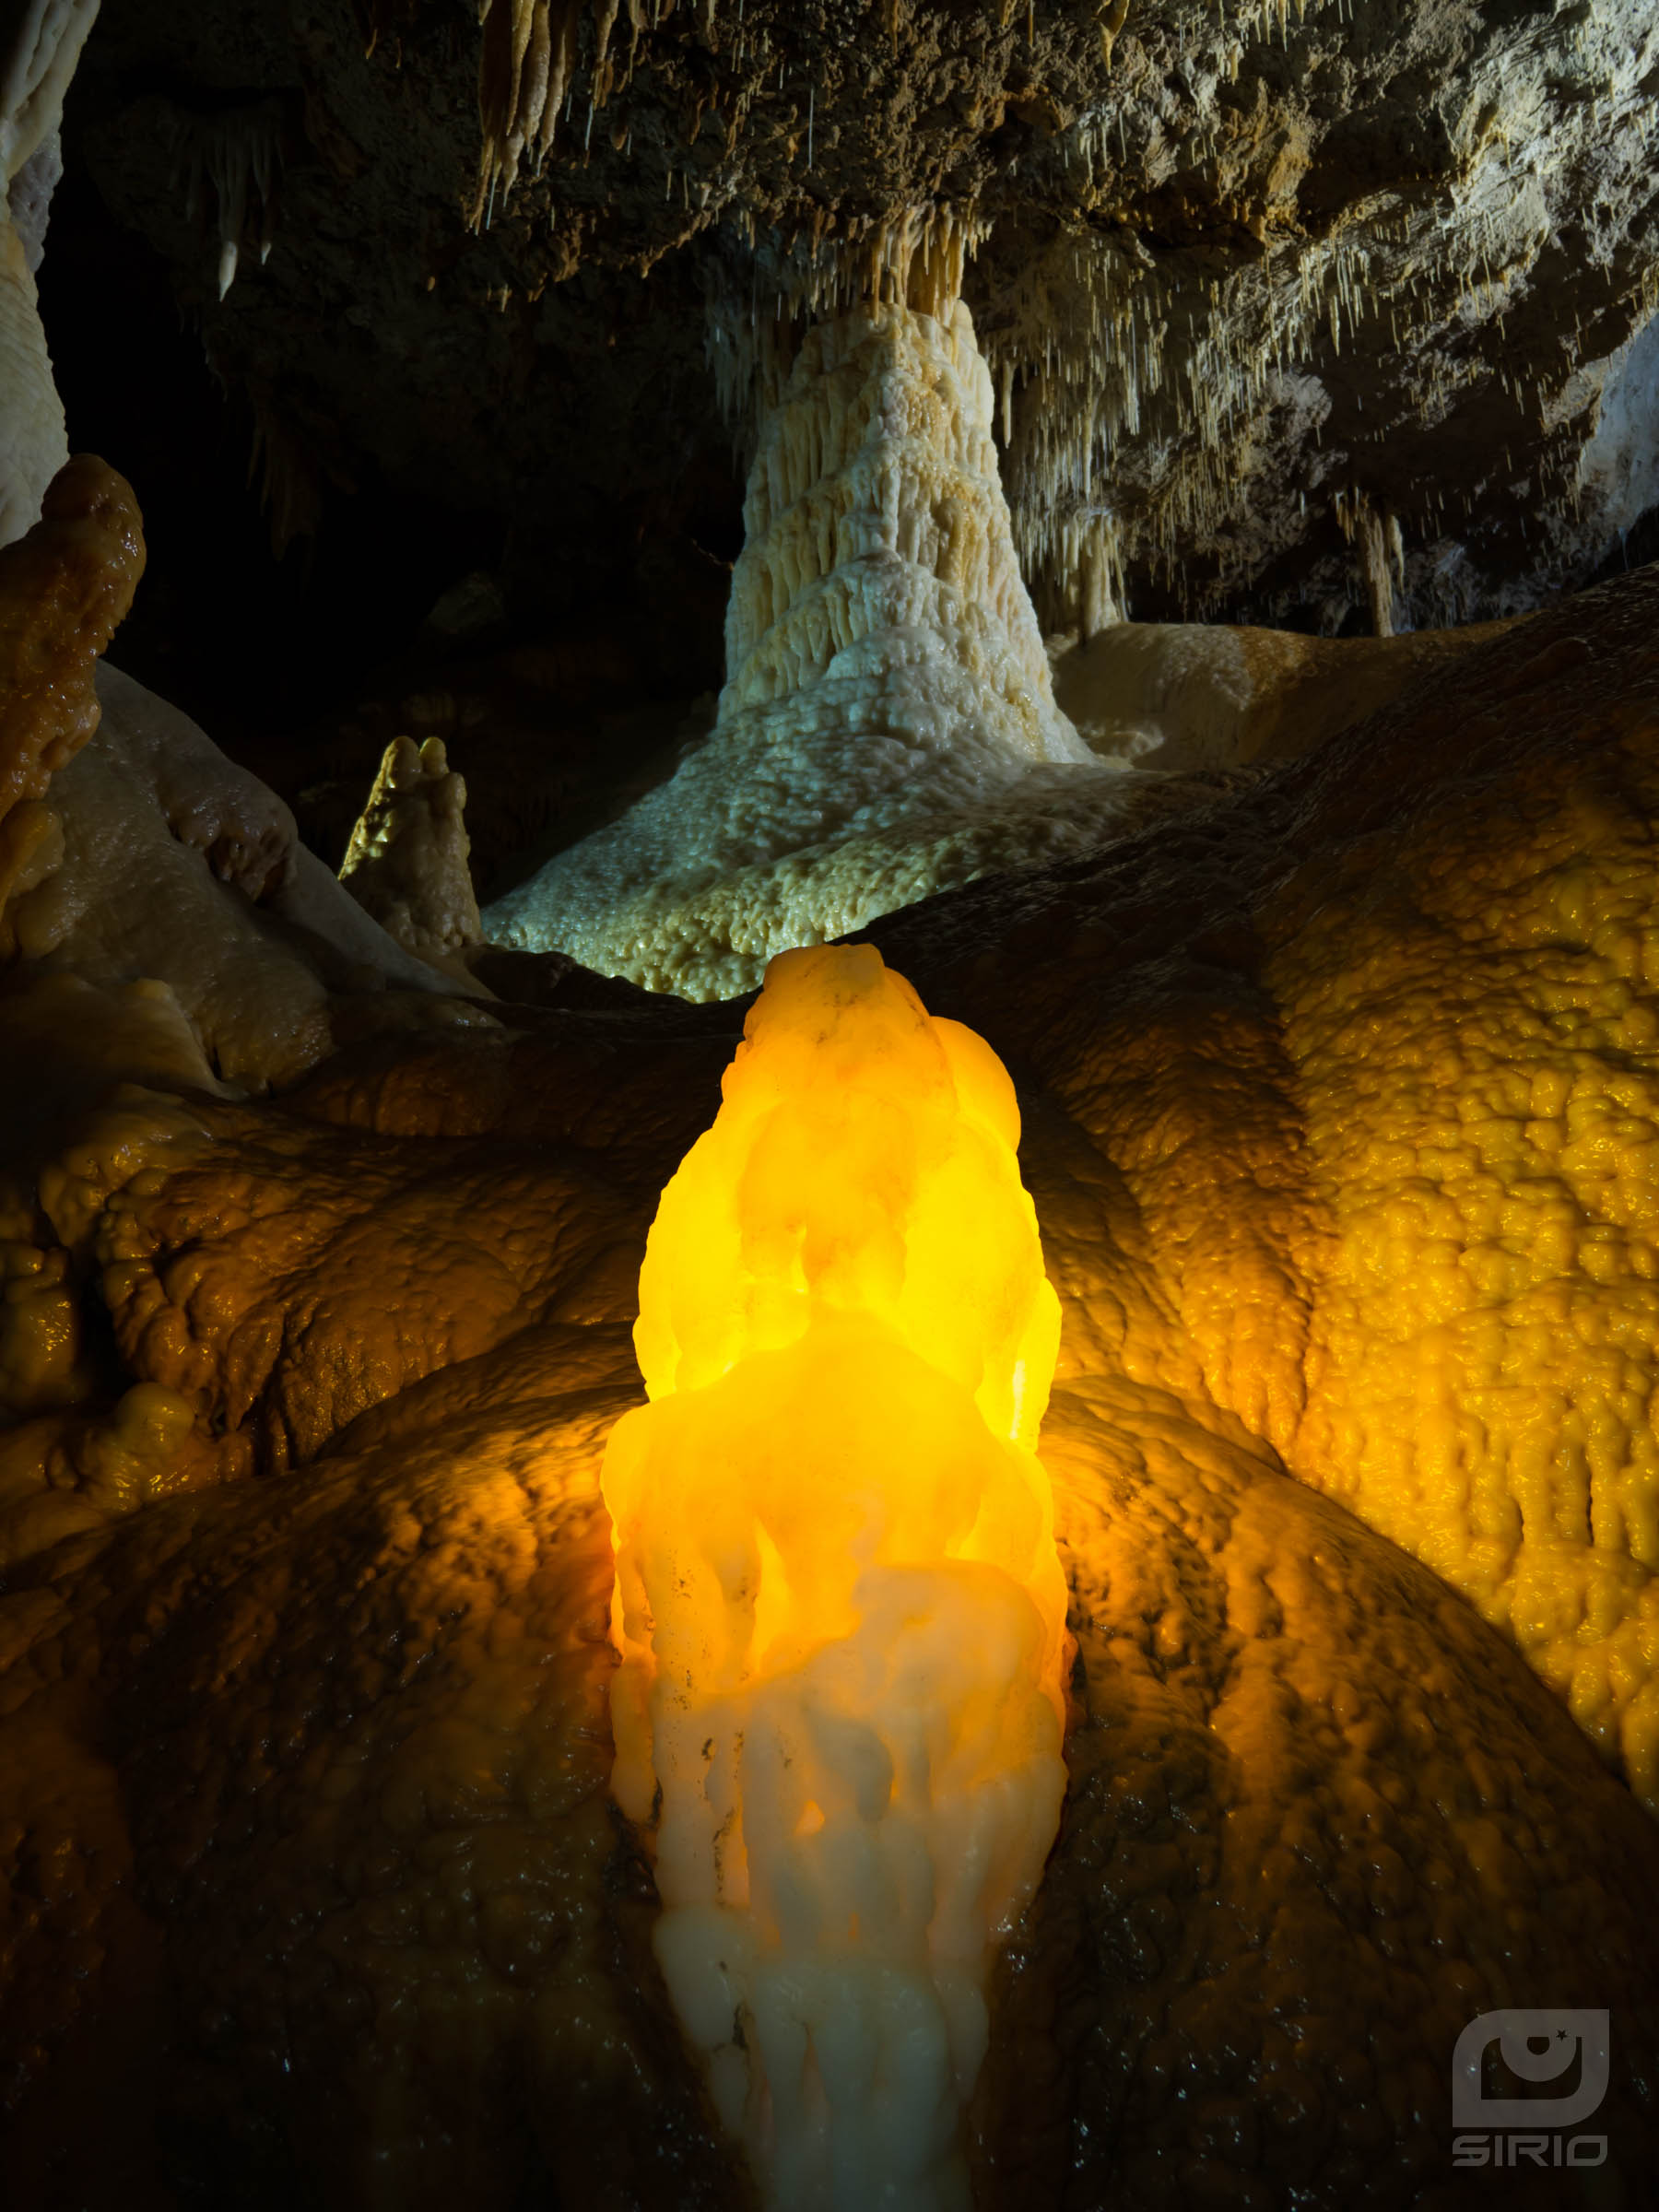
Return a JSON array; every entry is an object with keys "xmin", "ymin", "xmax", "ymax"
[
  {"xmin": 484, "ymin": 305, "xmax": 1196, "ymax": 1001},
  {"xmin": 602, "ymin": 944, "xmax": 1069, "ymax": 2209},
  {"xmin": 6, "ymin": 571, "xmax": 1659, "ymax": 2202}
]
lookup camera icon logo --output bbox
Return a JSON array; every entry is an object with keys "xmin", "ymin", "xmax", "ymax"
[
  {"xmin": 1451, "ymin": 2009, "xmax": 1610, "ymax": 2170},
  {"xmin": 1453, "ymin": 2009, "xmax": 1609, "ymax": 2128}
]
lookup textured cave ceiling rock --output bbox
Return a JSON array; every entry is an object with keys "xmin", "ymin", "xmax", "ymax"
[{"xmin": 56, "ymin": 0, "xmax": 1659, "ymax": 635}]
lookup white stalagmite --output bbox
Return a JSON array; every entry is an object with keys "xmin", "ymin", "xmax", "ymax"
[
  {"xmin": 0, "ymin": 0, "xmax": 97, "ymax": 188},
  {"xmin": 485, "ymin": 300, "xmax": 1181, "ymax": 1000},
  {"xmin": 1335, "ymin": 488, "xmax": 1406, "ymax": 639}
]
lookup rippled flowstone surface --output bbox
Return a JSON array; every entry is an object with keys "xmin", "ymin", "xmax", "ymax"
[{"xmin": 2, "ymin": 482, "xmax": 1659, "ymax": 2203}]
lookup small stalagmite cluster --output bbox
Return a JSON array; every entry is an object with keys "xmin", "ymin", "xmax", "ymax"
[{"xmin": 338, "ymin": 733, "xmax": 484, "ymax": 978}]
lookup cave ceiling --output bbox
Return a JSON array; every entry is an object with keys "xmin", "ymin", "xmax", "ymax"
[{"xmin": 64, "ymin": 0, "xmax": 1659, "ymax": 650}]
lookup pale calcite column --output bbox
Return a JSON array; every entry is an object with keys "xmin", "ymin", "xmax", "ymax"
[
  {"xmin": 1, "ymin": 1, "xmax": 103, "ymax": 547},
  {"xmin": 484, "ymin": 302, "xmax": 1141, "ymax": 999},
  {"xmin": 715, "ymin": 300, "xmax": 1084, "ymax": 760},
  {"xmin": 602, "ymin": 944, "xmax": 1070, "ymax": 2211}
]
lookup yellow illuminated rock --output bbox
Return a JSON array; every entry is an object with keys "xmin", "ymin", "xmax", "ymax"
[
  {"xmin": 864, "ymin": 576, "xmax": 1659, "ymax": 1821},
  {"xmin": 5, "ymin": 454, "xmax": 1659, "ymax": 2203},
  {"xmin": 1268, "ymin": 727, "xmax": 1659, "ymax": 1810},
  {"xmin": 602, "ymin": 944, "xmax": 1068, "ymax": 2210}
]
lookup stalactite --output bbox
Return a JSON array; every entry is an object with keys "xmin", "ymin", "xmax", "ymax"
[
  {"xmin": 1097, "ymin": 0, "xmax": 1130, "ymax": 69},
  {"xmin": 179, "ymin": 102, "xmax": 284, "ymax": 300},
  {"xmin": 471, "ymin": 0, "xmax": 582, "ymax": 224},
  {"xmin": 1335, "ymin": 488, "xmax": 1405, "ymax": 637},
  {"xmin": 245, "ymin": 391, "xmax": 322, "ymax": 560}
]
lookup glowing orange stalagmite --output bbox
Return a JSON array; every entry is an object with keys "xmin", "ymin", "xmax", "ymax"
[{"xmin": 602, "ymin": 944, "xmax": 1070, "ymax": 2210}]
